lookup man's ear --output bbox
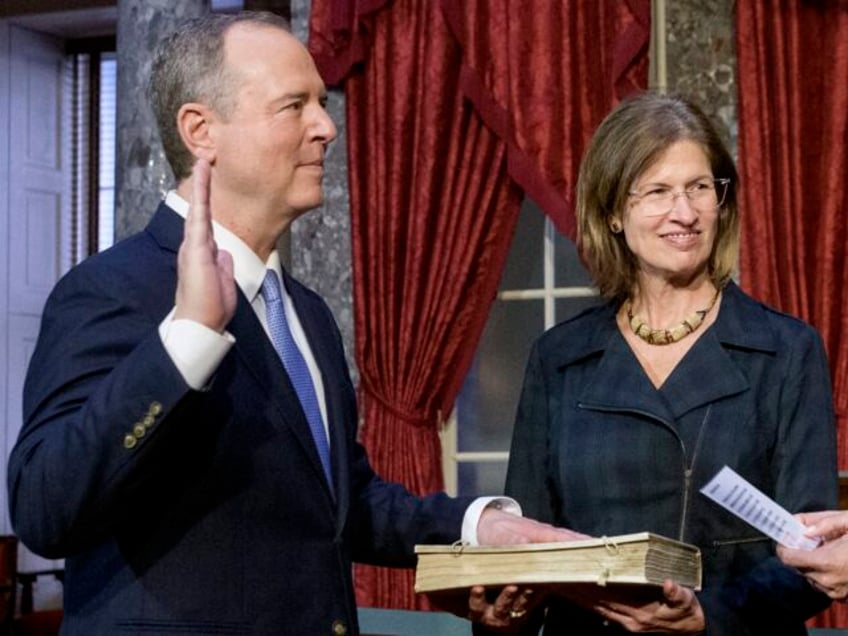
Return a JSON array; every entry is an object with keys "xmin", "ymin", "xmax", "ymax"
[{"xmin": 176, "ymin": 102, "xmax": 217, "ymax": 164}]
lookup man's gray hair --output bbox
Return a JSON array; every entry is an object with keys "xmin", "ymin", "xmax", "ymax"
[{"xmin": 148, "ymin": 11, "xmax": 290, "ymax": 181}]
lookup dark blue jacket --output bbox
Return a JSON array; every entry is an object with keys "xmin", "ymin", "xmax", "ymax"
[
  {"xmin": 506, "ymin": 282, "xmax": 836, "ymax": 635},
  {"xmin": 8, "ymin": 204, "xmax": 470, "ymax": 635}
]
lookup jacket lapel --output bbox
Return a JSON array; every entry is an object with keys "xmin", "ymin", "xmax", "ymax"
[
  {"xmin": 661, "ymin": 282, "xmax": 777, "ymax": 419},
  {"xmin": 227, "ymin": 293, "xmax": 338, "ymax": 504},
  {"xmin": 575, "ymin": 283, "xmax": 770, "ymax": 423},
  {"xmin": 577, "ymin": 333, "xmax": 677, "ymax": 422},
  {"xmin": 146, "ymin": 202, "xmax": 185, "ymax": 254},
  {"xmin": 658, "ymin": 330, "xmax": 750, "ymax": 418}
]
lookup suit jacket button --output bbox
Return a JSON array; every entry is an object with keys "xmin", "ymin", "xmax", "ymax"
[
  {"xmin": 123, "ymin": 434, "xmax": 137, "ymax": 449},
  {"xmin": 133, "ymin": 423, "xmax": 146, "ymax": 438},
  {"xmin": 149, "ymin": 401, "xmax": 162, "ymax": 415},
  {"xmin": 331, "ymin": 619, "xmax": 347, "ymax": 635},
  {"xmin": 143, "ymin": 414, "xmax": 156, "ymax": 428}
]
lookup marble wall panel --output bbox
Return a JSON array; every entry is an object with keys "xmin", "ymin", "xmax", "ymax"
[
  {"xmin": 290, "ymin": 0, "xmax": 357, "ymax": 378},
  {"xmin": 665, "ymin": 0, "xmax": 738, "ymax": 155},
  {"xmin": 115, "ymin": 0, "xmax": 208, "ymax": 239}
]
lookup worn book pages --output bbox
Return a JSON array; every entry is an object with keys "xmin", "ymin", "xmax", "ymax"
[{"xmin": 414, "ymin": 532, "xmax": 702, "ymax": 594}]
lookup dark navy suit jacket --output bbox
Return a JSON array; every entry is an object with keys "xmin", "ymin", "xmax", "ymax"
[
  {"xmin": 503, "ymin": 282, "xmax": 837, "ymax": 636},
  {"xmin": 8, "ymin": 204, "xmax": 470, "ymax": 635}
]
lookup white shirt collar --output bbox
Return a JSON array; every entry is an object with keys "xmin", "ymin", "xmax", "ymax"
[{"xmin": 164, "ymin": 190, "xmax": 276, "ymax": 304}]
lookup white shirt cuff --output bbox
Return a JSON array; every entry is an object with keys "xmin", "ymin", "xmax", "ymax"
[
  {"xmin": 461, "ymin": 496, "xmax": 522, "ymax": 546},
  {"xmin": 159, "ymin": 310, "xmax": 235, "ymax": 390}
]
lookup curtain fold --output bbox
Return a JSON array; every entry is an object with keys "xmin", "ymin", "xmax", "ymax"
[
  {"xmin": 312, "ymin": 0, "xmax": 523, "ymax": 610},
  {"xmin": 308, "ymin": 0, "xmax": 391, "ymax": 85},
  {"xmin": 735, "ymin": 1, "xmax": 848, "ymax": 628},
  {"xmin": 309, "ymin": 0, "xmax": 649, "ymax": 609},
  {"xmin": 440, "ymin": 0, "xmax": 650, "ymax": 238}
]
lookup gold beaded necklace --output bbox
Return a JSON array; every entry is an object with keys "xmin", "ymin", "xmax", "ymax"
[{"xmin": 625, "ymin": 289, "xmax": 720, "ymax": 346}]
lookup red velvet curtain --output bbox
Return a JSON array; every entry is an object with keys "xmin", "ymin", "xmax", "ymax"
[
  {"xmin": 309, "ymin": 0, "xmax": 649, "ymax": 609},
  {"xmin": 441, "ymin": 0, "xmax": 650, "ymax": 239},
  {"xmin": 735, "ymin": 1, "xmax": 848, "ymax": 628}
]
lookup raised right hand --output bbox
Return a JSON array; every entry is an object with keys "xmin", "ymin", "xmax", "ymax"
[{"xmin": 174, "ymin": 159, "xmax": 236, "ymax": 332}]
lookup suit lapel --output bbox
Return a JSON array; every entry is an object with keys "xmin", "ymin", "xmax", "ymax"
[
  {"xmin": 145, "ymin": 203, "xmax": 185, "ymax": 253},
  {"xmin": 227, "ymin": 293, "xmax": 339, "ymax": 505}
]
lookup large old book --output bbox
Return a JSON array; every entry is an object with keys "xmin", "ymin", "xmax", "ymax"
[{"xmin": 414, "ymin": 532, "xmax": 702, "ymax": 594}]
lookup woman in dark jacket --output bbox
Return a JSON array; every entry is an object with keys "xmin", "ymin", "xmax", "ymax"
[{"xmin": 493, "ymin": 93, "xmax": 837, "ymax": 635}]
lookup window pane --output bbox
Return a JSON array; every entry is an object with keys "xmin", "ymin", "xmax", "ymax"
[
  {"xmin": 69, "ymin": 53, "xmax": 91, "ymax": 265},
  {"xmin": 457, "ymin": 461, "xmax": 509, "ymax": 498},
  {"xmin": 457, "ymin": 299, "xmax": 542, "ymax": 454},
  {"xmin": 98, "ymin": 54, "xmax": 117, "ymax": 251},
  {"xmin": 499, "ymin": 200, "xmax": 544, "ymax": 290},
  {"xmin": 554, "ymin": 229, "xmax": 594, "ymax": 287}
]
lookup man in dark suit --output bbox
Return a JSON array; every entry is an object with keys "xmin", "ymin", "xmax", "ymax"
[{"xmin": 7, "ymin": 11, "xmax": 579, "ymax": 635}]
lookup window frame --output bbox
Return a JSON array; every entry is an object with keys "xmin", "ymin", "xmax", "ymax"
[{"xmin": 441, "ymin": 215, "xmax": 597, "ymax": 496}]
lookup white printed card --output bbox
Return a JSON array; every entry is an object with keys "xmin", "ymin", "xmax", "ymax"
[{"xmin": 700, "ymin": 465, "xmax": 819, "ymax": 550}]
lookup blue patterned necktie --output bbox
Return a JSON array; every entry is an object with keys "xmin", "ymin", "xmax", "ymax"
[{"xmin": 261, "ymin": 269, "xmax": 333, "ymax": 491}]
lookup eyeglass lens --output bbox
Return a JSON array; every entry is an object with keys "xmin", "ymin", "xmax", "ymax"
[{"xmin": 636, "ymin": 179, "xmax": 729, "ymax": 217}]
